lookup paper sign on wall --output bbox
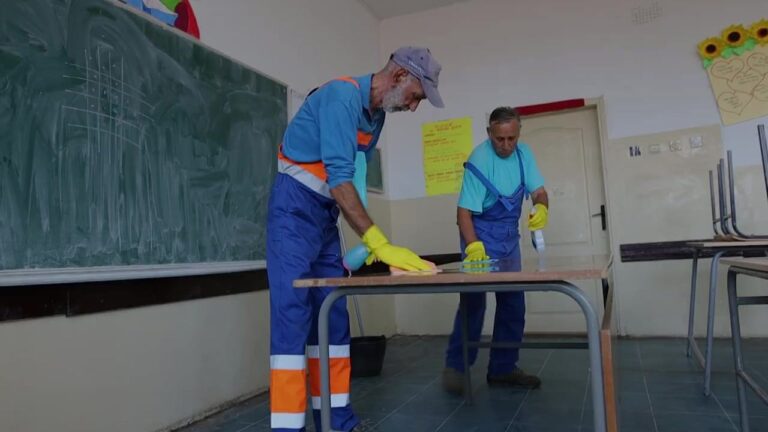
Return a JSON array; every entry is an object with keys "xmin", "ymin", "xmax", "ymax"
[
  {"xmin": 422, "ymin": 117, "xmax": 473, "ymax": 196},
  {"xmin": 698, "ymin": 20, "xmax": 768, "ymax": 125}
]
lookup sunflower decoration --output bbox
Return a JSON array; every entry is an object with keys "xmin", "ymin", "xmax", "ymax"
[
  {"xmin": 721, "ymin": 24, "xmax": 758, "ymax": 56},
  {"xmin": 751, "ymin": 19, "xmax": 768, "ymax": 45},
  {"xmin": 698, "ymin": 37, "xmax": 725, "ymax": 68},
  {"xmin": 698, "ymin": 37, "xmax": 725, "ymax": 60},
  {"xmin": 722, "ymin": 24, "xmax": 749, "ymax": 47}
]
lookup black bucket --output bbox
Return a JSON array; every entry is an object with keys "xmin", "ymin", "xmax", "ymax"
[{"xmin": 350, "ymin": 335, "xmax": 386, "ymax": 378}]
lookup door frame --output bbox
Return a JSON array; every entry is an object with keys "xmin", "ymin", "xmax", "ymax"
[{"xmin": 518, "ymin": 97, "xmax": 620, "ymax": 332}]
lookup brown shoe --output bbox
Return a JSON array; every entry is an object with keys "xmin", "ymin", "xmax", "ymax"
[
  {"xmin": 487, "ymin": 368, "xmax": 541, "ymax": 389},
  {"xmin": 441, "ymin": 367, "xmax": 465, "ymax": 395}
]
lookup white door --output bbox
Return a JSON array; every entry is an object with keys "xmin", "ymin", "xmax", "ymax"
[{"xmin": 518, "ymin": 107, "xmax": 610, "ymax": 333}]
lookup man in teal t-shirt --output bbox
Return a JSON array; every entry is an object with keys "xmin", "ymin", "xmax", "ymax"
[{"xmin": 443, "ymin": 106, "xmax": 550, "ymax": 394}]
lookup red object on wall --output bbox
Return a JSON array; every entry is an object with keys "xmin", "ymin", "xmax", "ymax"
[
  {"xmin": 515, "ymin": 99, "xmax": 585, "ymax": 117},
  {"xmin": 175, "ymin": 0, "xmax": 200, "ymax": 39}
]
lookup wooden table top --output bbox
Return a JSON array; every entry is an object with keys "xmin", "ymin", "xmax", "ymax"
[
  {"xmin": 719, "ymin": 257, "xmax": 768, "ymax": 273},
  {"xmin": 294, "ymin": 255, "xmax": 611, "ymax": 288}
]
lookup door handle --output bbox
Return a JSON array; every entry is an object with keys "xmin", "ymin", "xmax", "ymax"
[{"xmin": 591, "ymin": 205, "xmax": 607, "ymax": 231}]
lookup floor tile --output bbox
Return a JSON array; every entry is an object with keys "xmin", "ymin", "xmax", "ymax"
[
  {"xmin": 649, "ymin": 393, "xmax": 729, "ymax": 415},
  {"xmin": 375, "ymin": 413, "xmax": 447, "ymax": 432},
  {"xmin": 176, "ymin": 337, "xmax": 768, "ymax": 432},
  {"xmin": 653, "ymin": 412, "xmax": 736, "ymax": 432}
]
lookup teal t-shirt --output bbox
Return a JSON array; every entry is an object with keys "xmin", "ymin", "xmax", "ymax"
[{"xmin": 458, "ymin": 139, "xmax": 545, "ymax": 213}]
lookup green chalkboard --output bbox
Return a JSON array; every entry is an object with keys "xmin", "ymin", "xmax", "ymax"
[{"xmin": 0, "ymin": 0, "xmax": 287, "ymax": 270}]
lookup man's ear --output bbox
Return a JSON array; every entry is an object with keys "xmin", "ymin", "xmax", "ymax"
[{"xmin": 393, "ymin": 67, "xmax": 409, "ymax": 85}]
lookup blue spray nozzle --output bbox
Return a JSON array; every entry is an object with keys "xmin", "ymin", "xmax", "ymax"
[{"xmin": 343, "ymin": 243, "xmax": 371, "ymax": 272}]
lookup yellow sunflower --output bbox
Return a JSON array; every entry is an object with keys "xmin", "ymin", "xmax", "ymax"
[
  {"xmin": 721, "ymin": 24, "xmax": 749, "ymax": 47},
  {"xmin": 698, "ymin": 37, "xmax": 725, "ymax": 60},
  {"xmin": 751, "ymin": 19, "xmax": 768, "ymax": 45}
]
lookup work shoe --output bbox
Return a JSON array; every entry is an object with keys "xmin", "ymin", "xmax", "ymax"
[
  {"xmin": 441, "ymin": 367, "xmax": 466, "ymax": 395},
  {"xmin": 487, "ymin": 368, "xmax": 542, "ymax": 389}
]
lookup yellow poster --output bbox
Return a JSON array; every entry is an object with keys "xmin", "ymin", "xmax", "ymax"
[
  {"xmin": 698, "ymin": 20, "xmax": 768, "ymax": 125},
  {"xmin": 422, "ymin": 117, "xmax": 473, "ymax": 196}
]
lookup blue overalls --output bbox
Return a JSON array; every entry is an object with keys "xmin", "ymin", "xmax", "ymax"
[
  {"xmin": 445, "ymin": 149, "xmax": 528, "ymax": 376},
  {"xmin": 267, "ymin": 76, "xmax": 379, "ymax": 432}
]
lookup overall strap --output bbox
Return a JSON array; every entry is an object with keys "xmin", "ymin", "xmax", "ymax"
[
  {"xmin": 515, "ymin": 147, "xmax": 529, "ymax": 200},
  {"xmin": 464, "ymin": 162, "xmax": 514, "ymax": 212}
]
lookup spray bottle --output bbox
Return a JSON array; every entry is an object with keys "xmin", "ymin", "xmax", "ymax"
[
  {"xmin": 343, "ymin": 243, "xmax": 370, "ymax": 272},
  {"xmin": 530, "ymin": 207, "xmax": 546, "ymax": 268}
]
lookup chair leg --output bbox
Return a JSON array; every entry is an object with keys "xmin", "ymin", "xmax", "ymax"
[{"xmin": 727, "ymin": 270, "xmax": 750, "ymax": 432}]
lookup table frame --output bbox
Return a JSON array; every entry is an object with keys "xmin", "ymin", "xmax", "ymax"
[
  {"xmin": 725, "ymin": 263, "xmax": 768, "ymax": 432},
  {"xmin": 316, "ymin": 280, "xmax": 610, "ymax": 432},
  {"xmin": 685, "ymin": 243, "xmax": 768, "ymax": 396}
]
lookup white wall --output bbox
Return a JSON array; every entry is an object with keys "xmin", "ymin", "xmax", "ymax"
[
  {"xmin": 0, "ymin": 2, "xmax": 382, "ymax": 431},
  {"xmin": 0, "ymin": 294, "xmax": 268, "ymax": 432},
  {"xmin": 195, "ymin": 0, "xmax": 380, "ymax": 94},
  {"xmin": 378, "ymin": 0, "xmax": 768, "ymax": 337},
  {"xmin": 379, "ymin": 0, "xmax": 768, "ymax": 201}
]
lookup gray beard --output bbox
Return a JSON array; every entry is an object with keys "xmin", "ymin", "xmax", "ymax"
[{"xmin": 381, "ymin": 83, "xmax": 407, "ymax": 113}]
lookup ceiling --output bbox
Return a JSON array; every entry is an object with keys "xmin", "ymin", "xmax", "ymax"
[{"xmin": 357, "ymin": 0, "xmax": 468, "ymax": 19}]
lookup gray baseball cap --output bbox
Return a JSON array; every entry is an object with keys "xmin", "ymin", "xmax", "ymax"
[{"xmin": 391, "ymin": 46, "xmax": 444, "ymax": 108}]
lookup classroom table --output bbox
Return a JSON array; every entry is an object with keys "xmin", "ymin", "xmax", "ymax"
[
  {"xmin": 685, "ymin": 241, "xmax": 768, "ymax": 396},
  {"xmin": 295, "ymin": 254, "xmax": 616, "ymax": 432},
  {"xmin": 720, "ymin": 257, "xmax": 768, "ymax": 432}
]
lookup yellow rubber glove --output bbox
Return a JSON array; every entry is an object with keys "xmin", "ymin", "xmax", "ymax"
[
  {"xmin": 361, "ymin": 225, "xmax": 431, "ymax": 271},
  {"xmin": 463, "ymin": 241, "xmax": 489, "ymax": 263},
  {"xmin": 528, "ymin": 203, "xmax": 549, "ymax": 231}
]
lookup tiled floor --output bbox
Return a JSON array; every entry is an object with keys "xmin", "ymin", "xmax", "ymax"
[{"xmin": 177, "ymin": 336, "xmax": 768, "ymax": 432}]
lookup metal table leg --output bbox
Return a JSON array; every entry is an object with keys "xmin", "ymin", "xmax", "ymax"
[
  {"xmin": 727, "ymin": 269, "xmax": 750, "ymax": 432},
  {"xmin": 704, "ymin": 250, "xmax": 726, "ymax": 396},
  {"xmin": 460, "ymin": 295, "xmax": 474, "ymax": 405},
  {"xmin": 686, "ymin": 249, "xmax": 725, "ymax": 396},
  {"xmin": 687, "ymin": 249, "xmax": 700, "ymax": 358},
  {"xmin": 317, "ymin": 282, "xmax": 607, "ymax": 432},
  {"xmin": 552, "ymin": 281, "xmax": 607, "ymax": 432}
]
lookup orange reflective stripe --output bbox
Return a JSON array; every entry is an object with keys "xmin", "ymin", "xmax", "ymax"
[
  {"xmin": 308, "ymin": 359, "xmax": 320, "ymax": 396},
  {"xmin": 307, "ymin": 357, "xmax": 352, "ymax": 397},
  {"xmin": 278, "ymin": 146, "xmax": 328, "ymax": 181},
  {"xmin": 278, "ymin": 76, "xmax": 362, "ymax": 182},
  {"xmin": 357, "ymin": 131, "xmax": 373, "ymax": 147},
  {"xmin": 334, "ymin": 76, "xmax": 360, "ymax": 89},
  {"xmin": 270, "ymin": 369, "xmax": 307, "ymax": 413}
]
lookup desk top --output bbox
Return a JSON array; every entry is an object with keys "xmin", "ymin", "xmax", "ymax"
[
  {"xmin": 294, "ymin": 255, "xmax": 611, "ymax": 288},
  {"xmin": 720, "ymin": 257, "xmax": 768, "ymax": 273},
  {"xmin": 687, "ymin": 240, "xmax": 768, "ymax": 249}
]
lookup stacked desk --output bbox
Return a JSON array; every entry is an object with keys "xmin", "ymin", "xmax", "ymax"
[
  {"xmin": 686, "ymin": 241, "xmax": 768, "ymax": 395},
  {"xmin": 720, "ymin": 257, "xmax": 768, "ymax": 432},
  {"xmin": 620, "ymin": 239, "xmax": 768, "ymax": 396}
]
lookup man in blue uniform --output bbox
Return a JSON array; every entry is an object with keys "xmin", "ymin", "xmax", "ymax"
[
  {"xmin": 267, "ymin": 47, "xmax": 444, "ymax": 432},
  {"xmin": 443, "ymin": 106, "xmax": 549, "ymax": 394}
]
